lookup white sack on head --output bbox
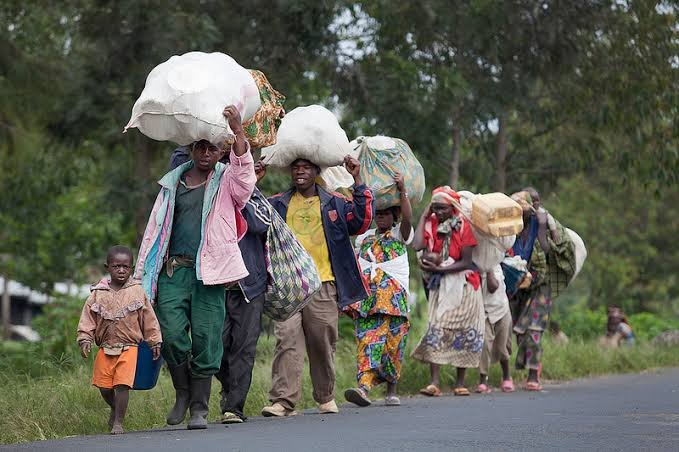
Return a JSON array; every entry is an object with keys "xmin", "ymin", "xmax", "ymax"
[
  {"xmin": 124, "ymin": 51, "xmax": 260, "ymax": 146},
  {"xmin": 457, "ymin": 191, "xmax": 516, "ymax": 272},
  {"xmin": 320, "ymin": 165, "xmax": 354, "ymax": 191},
  {"xmin": 261, "ymin": 105, "xmax": 350, "ymax": 168},
  {"xmin": 565, "ymin": 228, "xmax": 587, "ymax": 282}
]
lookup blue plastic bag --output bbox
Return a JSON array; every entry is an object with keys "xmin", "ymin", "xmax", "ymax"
[
  {"xmin": 501, "ymin": 262, "xmax": 526, "ymax": 296},
  {"xmin": 132, "ymin": 341, "xmax": 162, "ymax": 390}
]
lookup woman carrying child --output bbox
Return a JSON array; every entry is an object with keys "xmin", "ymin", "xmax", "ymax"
[
  {"xmin": 343, "ymin": 174, "xmax": 413, "ymax": 407},
  {"xmin": 411, "ymin": 186, "xmax": 484, "ymax": 396},
  {"xmin": 77, "ymin": 245, "xmax": 162, "ymax": 434}
]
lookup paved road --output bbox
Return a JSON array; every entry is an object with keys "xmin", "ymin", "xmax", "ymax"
[{"xmin": 7, "ymin": 369, "xmax": 679, "ymax": 452}]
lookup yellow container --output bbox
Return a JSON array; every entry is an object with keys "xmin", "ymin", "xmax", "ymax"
[{"xmin": 471, "ymin": 193, "xmax": 524, "ymax": 237}]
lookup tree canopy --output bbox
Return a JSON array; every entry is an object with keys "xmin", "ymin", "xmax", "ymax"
[{"xmin": 1, "ymin": 0, "xmax": 677, "ymax": 316}]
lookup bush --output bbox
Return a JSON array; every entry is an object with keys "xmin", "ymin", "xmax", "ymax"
[
  {"xmin": 554, "ymin": 306, "xmax": 607, "ymax": 340},
  {"xmin": 627, "ymin": 312, "xmax": 679, "ymax": 342}
]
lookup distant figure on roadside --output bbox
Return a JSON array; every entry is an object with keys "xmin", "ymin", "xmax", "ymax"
[
  {"xmin": 475, "ymin": 264, "xmax": 515, "ymax": 394},
  {"xmin": 135, "ymin": 106, "xmax": 255, "ymax": 429},
  {"xmin": 258, "ymin": 155, "xmax": 374, "ymax": 417},
  {"xmin": 343, "ymin": 173, "xmax": 413, "ymax": 408},
  {"xmin": 411, "ymin": 186, "xmax": 484, "ymax": 397},
  {"xmin": 77, "ymin": 245, "xmax": 162, "ymax": 435},
  {"xmin": 599, "ymin": 306, "xmax": 635, "ymax": 347}
]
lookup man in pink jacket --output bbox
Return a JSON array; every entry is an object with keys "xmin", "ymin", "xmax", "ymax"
[{"xmin": 135, "ymin": 106, "xmax": 256, "ymax": 430}]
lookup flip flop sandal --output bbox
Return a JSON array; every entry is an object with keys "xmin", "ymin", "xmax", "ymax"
[
  {"xmin": 419, "ymin": 384, "xmax": 442, "ymax": 397},
  {"xmin": 501, "ymin": 379, "xmax": 516, "ymax": 393},
  {"xmin": 384, "ymin": 395, "xmax": 401, "ymax": 406},
  {"xmin": 453, "ymin": 387, "xmax": 470, "ymax": 396},
  {"xmin": 474, "ymin": 383, "xmax": 492, "ymax": 394},
  {"xmin": 344, "ymin": 388, "xmax": 372, "ymax": 407},
  {"xmin": 524, "ymin": 381, "xmax": 543, "ymax": 392}
]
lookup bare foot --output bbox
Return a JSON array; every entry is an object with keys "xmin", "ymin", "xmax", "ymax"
[{"xmin": 110, "ymin": 423, "xmax": 124, "ymax": 435}]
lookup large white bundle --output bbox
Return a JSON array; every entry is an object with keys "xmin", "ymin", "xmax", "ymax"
[
  {"xmin": 566, "ymin": 228, "xmax": 587, "ymax": 282},
  {"xmin": 261, "ymin": 105, "xmax": 350, "ymax": 168},
  {"xmin": 458, "ymin": 191, "xmax": 516, "ymax": 272},
  {"xmin": 320, "ymin": 165, "xmax": 354, "ymax": 191},
  {"xmin": 124, "ymin": 51, "xmax": 261, "ymax": 146}
]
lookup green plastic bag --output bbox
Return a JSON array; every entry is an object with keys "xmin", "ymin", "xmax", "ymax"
[{"xmin": 356, "ymin": 136, "xmax": 425, "ymax": 210}]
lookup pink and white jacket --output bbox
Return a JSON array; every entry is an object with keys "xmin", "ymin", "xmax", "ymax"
[{"xmin": 135, "ymin": 150, "xmax": 256, "ymax": 300}]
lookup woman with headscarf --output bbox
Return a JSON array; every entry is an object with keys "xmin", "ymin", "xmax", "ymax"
[
  {"xmin": 508, "ymin": 190, "xmax": 551, "ymax": 391},
  {"xmin": 411, "ymin": 186, "xmax": 483, "ymax": 397}
]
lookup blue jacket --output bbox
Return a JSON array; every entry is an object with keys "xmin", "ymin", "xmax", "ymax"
[
  {"xmin": 238, "ymin": 187, "xmax": 269, "ymax": 301},
  {"xmin": 269, "ymin": 184, "xmax": 374, "ymax": 308}
]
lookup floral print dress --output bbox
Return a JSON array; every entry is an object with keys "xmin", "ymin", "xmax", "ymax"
[{"xmin": 345, "ymin": 226, "xmax": 412, "ymax": 391}]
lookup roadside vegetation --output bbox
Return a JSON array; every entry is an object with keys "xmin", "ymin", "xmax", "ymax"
[{"xmin": 1, "ymin": 294, "xmax": 678, "ymax": 445}]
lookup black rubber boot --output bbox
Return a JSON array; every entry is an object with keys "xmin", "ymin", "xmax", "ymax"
[
  {"xmin": 166, "ymin": 362, "xmax": 191, "ymax": 425},
  {"xmin": 187, "ymin": 377, "xmax": 212, "ymax": 430}
]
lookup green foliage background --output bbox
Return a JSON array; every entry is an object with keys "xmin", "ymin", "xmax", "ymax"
[{"xmin": 1, "ymin": 2, "xmax": 677, "ymax": 336}]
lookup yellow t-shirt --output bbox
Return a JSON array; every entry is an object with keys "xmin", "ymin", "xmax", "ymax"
[{"xmin": 287, "ymin": 193, "xmax": 335, "ymax": 282}]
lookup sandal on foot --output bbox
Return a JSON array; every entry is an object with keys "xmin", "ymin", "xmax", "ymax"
[
  {"xmin": 453, "ymin": 387, "xmax": 470, "ymax": 396},
  {"xmin": 500, "ymin": 378, "xmax": 516, "ymax": 392},
  {"xmin": 474, "ymin": 383, "xmax": 492, "ymax": 394},
  {"xmin": 419, "ymin": 384, "xmax": 442, "ymax": 397},
  {"xmin": 501, "ymin": 379, "xmax": 516, "ymax": 393},
  {"xmin": 524, "ymin": 381, "xmax": 543, "ymax": 391},
  {"xmin": 344, "ymin": 388, "xmax": 371, "ymax": 407},
  {"xmin": 384, "ymin": 395, "xmax": 401, "ymax": 406}
]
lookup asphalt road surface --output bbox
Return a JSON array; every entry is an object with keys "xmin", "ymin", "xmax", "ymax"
[{"xmin": 7, "ymin": 368, "xmax": 679, "ymax": 452}]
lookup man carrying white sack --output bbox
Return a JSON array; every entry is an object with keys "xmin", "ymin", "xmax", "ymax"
[
  {"xmin": 475, "ymin": 264, "xmax": 515, "ymax": 394},
  {"xmin": 258, "ymin": 156, "xmax": 374, "ymax": 417},
  {"xmin": 135, "ymin": 106, "xmax": 256, "ymax": 430}
]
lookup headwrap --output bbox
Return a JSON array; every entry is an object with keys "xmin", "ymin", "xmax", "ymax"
[
  {"xmin": 431, "ymin": 186, "xmax": 461, "ymax": 207},
  {"xmin": 511, "ymin": 191, "xmax": 535, "ymax": 213}
]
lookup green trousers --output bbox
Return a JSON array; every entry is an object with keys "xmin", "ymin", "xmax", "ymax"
[{"xmin": 156, "ymin": 266, "xmax": 226, "ymax": 378}]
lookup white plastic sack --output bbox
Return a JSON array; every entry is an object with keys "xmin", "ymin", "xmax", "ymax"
[
  {"xmin": 261, "ymin": 105, "xmax": 350, "ymax": 168},
  {"xmin": 566, "ymin": 228, "xmax": 587, "ymax": 282},
  {"xmin": 124, "ymin": 51, "xmax": 261, "ymax": 146},
  {"xmin": 320, "ymin": 165, "xmax": 354, "ymax": 191},
  {"xmin": 458, "ymin": 191, "xmax": 516, "ymax": 272}
]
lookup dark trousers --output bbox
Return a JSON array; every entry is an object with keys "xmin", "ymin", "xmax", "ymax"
[{"xmin": 215, "ymin": 289, "xmax": 264, "ymax": 419}]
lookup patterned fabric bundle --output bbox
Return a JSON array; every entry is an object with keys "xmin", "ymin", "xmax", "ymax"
[
  {"xmin": 252, "ymin": 198, "xmax": 322, "ymax": 321},
  {"xmin": 355, "ymin": 136, "xmax": 425, "ymax": 210},
  {"xmin": 242, "ymin": 70, "xmax": 286, "ymax": 149}
]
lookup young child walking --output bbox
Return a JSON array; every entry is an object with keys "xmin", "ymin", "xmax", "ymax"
[
  {"xmin": 476, "ymin": 264, "xmax": 514, "ymax": 394},
  {"xmin": 77, "ymin": 245, "xmax": 162, "ymax": 434}
]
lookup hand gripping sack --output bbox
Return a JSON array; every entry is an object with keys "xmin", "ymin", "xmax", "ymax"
[
  {"xmin": 261, "ymin": 105, "xmax": 351, "ymax": 168},
  {"xmin": 252, "ymin": 199, "xmax": 322, "ymax": 321},
  {"xmin": 354, "ymin": 136, "xmax": 425, "ymax": 210},
  {"xmin": 124, "ymin": 51, "xmax": 261, "ymax": 145}
]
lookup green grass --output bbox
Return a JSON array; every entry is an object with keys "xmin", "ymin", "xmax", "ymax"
[{"xmin": 2, "ymin": 321, "xmax": 679, "ymax": 445}]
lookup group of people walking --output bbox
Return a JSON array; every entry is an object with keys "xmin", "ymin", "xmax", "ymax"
[{"xmin": 77, "ymin": 106, "xmax": 564, "ymax": 434}]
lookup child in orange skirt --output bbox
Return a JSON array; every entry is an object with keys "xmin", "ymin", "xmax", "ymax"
[{"xmin": 77, "ymin": 245, "xmax": 162, "ymax": 434}]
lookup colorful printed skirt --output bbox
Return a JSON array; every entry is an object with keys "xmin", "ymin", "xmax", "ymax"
[
  {"xmin": 513, "ymin": 284, "xmax": 552, "ymax": 370},
  {"xmin": 411, "ymin": 282, "xmax": 484, "ymax": 368},
  {"xmin": 355, "ymin": 314, "xmax": 410, "ymax": 391}
]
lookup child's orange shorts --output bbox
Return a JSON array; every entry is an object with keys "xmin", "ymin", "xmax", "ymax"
[{"xmin": 92, "ymin": 346, "xmax": 138, "ymax": 389}]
